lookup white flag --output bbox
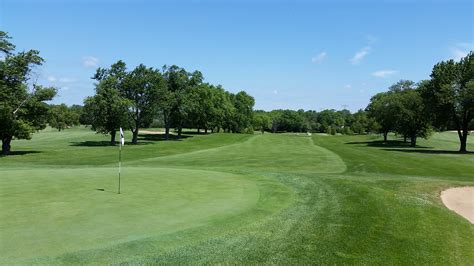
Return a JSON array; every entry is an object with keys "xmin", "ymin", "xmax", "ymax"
[{"xmin": 120, "ymin": 127, "xmax": 125, "ymax": 146}]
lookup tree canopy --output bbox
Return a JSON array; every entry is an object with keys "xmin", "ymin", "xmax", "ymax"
[{"xmin": 0, "ymin": 31, "xmax": 56, "ymax": 155}]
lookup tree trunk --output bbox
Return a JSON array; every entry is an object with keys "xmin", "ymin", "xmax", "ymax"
[
  {"xmin": 459, "ymin": 128, "xmax": 468, "ymax": 152},
  {"xmin": 165, "ymin": 126, "xmax": 170, "ymax": 140},
  {"xmin": 110, "ymin": 130, "xmax": 116, "ymax": 145},
  {"xmin": 1, "ymin": 136, "xmax": 12, "ymax": 155},
  {"xmin": 132, "ymin": 129, "xmax": 138, "ymax": 144},
  {"xmin": 197, "ymin": 128, "xmax": 200, "ymax": 133},
  {"xmin": 261, "ymin": 129, "xmax": 265, "ymax": 134},
  {"xmin": 410, "ymin": 135, "xmax": 417, "ymax": 147},
  {"xmin": 404, "ymin": 135, "xmax": 407, "ymax": 143},
  {"xmin": 164, "ymin": 112, "xmax": 170, "ymax": 140},
  {"xmin": 205, "ymin": 128, "xmax": 208, "ymax": 134},
  {"xmin": 383, "ymin": 131, "xmax": 388, "ymax": 142},
  {"xmin": 178, "ymin": 126, "xmax": 182, "ymax": 138}
]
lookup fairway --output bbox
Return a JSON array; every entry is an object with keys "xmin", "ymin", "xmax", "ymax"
[{"xmin": 0, "ymin": 127, "xmax": 473, "ymax": 264}]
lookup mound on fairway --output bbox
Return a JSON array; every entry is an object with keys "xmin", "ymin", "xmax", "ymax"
[
  {"xmin": 441, "ymin": 187, "xmax": 474, "ymax": 223},
  {"xmin": 0, "ymin": 167, "xmax": 261, "ymax": 263},
  {"xmin": 0, "ymin": 127, "xmax": 473, "ymax": 264}
]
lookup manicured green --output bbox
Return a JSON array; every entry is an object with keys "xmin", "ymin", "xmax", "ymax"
[{"xmin": 0, "ymin": 127, "xmax": 473, "ymax": 264}]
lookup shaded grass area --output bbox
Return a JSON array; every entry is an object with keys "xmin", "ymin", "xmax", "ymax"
[
  {"xmin": 0, "ymin": 128, "xmax": 473, "ymax": 264},
  {"xmin": 313, "ymin": 133, "xmax": 474, "ymax": 180}
]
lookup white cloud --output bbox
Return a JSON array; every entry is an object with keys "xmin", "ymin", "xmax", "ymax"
[
  {"xmin": 450, "ymin": 42, "xmax": 473, "ymax": 61},
  {"xmin": 311, "ymin": 52, "xmax": 327, "ymax": 63},
  {"xmin": 47, "ymin": 75, "xmax": 77, "ymax": 83},
  {"xmin": 82, "ymin": 56, "xmax": 99, "ymax": 67},
  {"xmin": 59, "ymin": 77, "xmax": 77, "ymax": 83},
  {"xmin": 350, "ymin": 46, "xmax": 371, "ymax": 65},
  {"xmin": 372, "ymin": 70, "xmax": 398, "ymax": 78},
  {"xmin": 272, "ymin": 90, "xmax": 278, "ymax": 95},
  {"xmin": 344, "ymin": 84, "xmax": 352, "ymax": 89}
]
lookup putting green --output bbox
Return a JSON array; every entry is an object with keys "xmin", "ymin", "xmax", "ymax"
[{"xmin": 0, "ymin": 167, "xmax": 261, "ymax": 263}]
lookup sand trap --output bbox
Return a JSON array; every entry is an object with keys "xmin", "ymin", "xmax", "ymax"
[
  {"xmin": 140, "ymin": 130, "xmax": 166, "ymax": 135},
  {"xmin": 441, "ymin": 187, "xmax": 474, "ymax": 223}
]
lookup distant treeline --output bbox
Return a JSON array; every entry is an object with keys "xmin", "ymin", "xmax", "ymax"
[{"xmin": 252, "ymin": 109, "xmax": 376, "ymax": 135}]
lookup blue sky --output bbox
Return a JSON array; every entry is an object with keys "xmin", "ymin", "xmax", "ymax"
[{"xmin": 1, "ymin": 0, "xmax": 473, "ymax": 111}]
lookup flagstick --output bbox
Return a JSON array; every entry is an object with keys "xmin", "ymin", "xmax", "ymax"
[{"xmin": 118, "ymin": 141, "xmax": 122, "ymax": 194}]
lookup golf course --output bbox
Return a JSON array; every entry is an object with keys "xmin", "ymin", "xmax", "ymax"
[{"xmin": 0, "ymin": 127, "xmax": 473, "ymax": 264}]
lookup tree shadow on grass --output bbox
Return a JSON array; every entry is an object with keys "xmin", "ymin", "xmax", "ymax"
[
  {"xmin": 345, "ymin": 140, "xmax": 473, "ymax": 155},
  {"xmin": 381, "ymin": 149, "xmax": 474, "ymax": 155},
  {"xmin": 179, "ymin": 130, "xmax": 210, "ymax": 135},
  {"xmin": 345, "ymin": 140, "xmax": 432, "ymax": 149},
  {"xmin": 0, "ymin": 150, "xmax": 42, "ymax": 157},
  {"xmin": 138, "ymin": 133, "xmax": 192, "ymax": 142},
  {"xmin": 70, "ymin": 141, "xmax": 153, "ymax": 147}
]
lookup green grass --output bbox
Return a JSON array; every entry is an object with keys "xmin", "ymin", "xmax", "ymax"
[{"xmin": 0, "ymin": 127, "xmax": 473, "ymax": 264}]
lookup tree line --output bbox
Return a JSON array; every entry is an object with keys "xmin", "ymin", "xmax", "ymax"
[
  {"xmin": 252, "ymin": 52, "xmax": 473, "ymax": 152},
  {"xmin": 252, "ymin": 108, "xmax": 377, "ymax": 135},
  {"xmin": 82, "ymin": 61, "xmax": 255, "ymax": 145}
]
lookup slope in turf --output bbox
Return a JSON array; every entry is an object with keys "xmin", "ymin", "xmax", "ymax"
[
  {"xmin": 138, "ymin": 134, "xmax": 346, "ymax": 174},
  {"xmin": 0, "ymin": 167, "xmax": 261, "ymax": 263},
  {"xmin": 0, "ymin": 128, "xmax": 473, "ymax": 264}
]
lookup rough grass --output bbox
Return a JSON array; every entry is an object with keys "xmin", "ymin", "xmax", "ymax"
[{"xmin": 0, "ymin": 127, "xmax": 473, "ymax": 264}]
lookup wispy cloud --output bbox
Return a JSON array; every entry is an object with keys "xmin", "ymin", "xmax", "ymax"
[
  {"xmin": 372, "ymin": 70, "xmax": 398, "ymax": 78},
  {"xmin": 344, "ymin": 84, "xmax": 352, "ymax": 89},
  {"xmin": 272, "ymin": 90, "xmax": 278, "ymax": 95},
  {"xmin": 450, "ymin": 42, "xmax": 473, "ymax": 61},
  {"xmin": 47, "ymin": 75, "xmax": 77, "ymax": 83},
  {"xmin": 82, "ymin": 56, "xmax": 99, "ymax": 67},
  {"xmin": 311, "ymin": 52, "xmax": 327, "ymax": 63},
  {"xmin": 350, "ymin": 46, "xmax": 371, "ymax": 65},
  {"xmin": 59, "ymin": 77, "xmax": 77, "ymax": 83}
]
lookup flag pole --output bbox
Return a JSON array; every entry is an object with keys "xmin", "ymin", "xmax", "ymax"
[
  {"xmin": 118, "ymin": 143, "xmax": 121, "ymax": 194},
  {"xmin": 118, "ymin": 127, "xmax": 124, "ymax": 194}
]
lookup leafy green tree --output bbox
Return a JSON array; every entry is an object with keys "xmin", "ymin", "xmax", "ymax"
[
  {"xmin": 186, "ymin": 83, "xmax": 215, "ymax": 133},
  {"xmin": 162, "ymin": 65, "xmax": 203, "ymax": 138},
  {"xmin": 253, "ymin": 111, "xmax": 272, "ymax": 134},
  {"xmin": 232, "ymin": 91, "xmax": 255, "ymax": 133},
  {"xmin": 49, "ymin": 104, "xmax": 78, "ymax": 131},
  {"xmin": 351, "ymin": 109, "xmax": 369, "ymax": 134},
  {"xmin": 210, "ymin": 86, "xmax": 234, "ymax": 133},
  {"xmin": 122, "ymin": 64, "xmax": 166, "ymax": 144},
  {"xmin": 421, "ymin": 52, "xmax": 474, "ymax": 152},
  {"xmin": 84, "ymin": 61, "xmax": 130, "ymax": 145},
  {"xmin": 396, "ymin": 87, "xmax": 432, "ymax": 147},
  {"xmin": 0, "ymin": 31, "xmax": 56, "ymax": 155},
  {"xmin": 366, "ymin": 92, "xmax": 402, "ymax": 141}
]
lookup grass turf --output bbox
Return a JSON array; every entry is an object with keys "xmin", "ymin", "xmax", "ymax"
[{"xmin": 0, "ymin": 127, "xmax": 473, "ymax": 264}]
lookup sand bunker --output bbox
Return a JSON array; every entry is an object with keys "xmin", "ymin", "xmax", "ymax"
[
  {"xmin": 140, "ymin": 130, "xmax": 165, "ymax": 135},
  {"xmin": 441, "ymin": 187, "xmax": 474, "ymax": 224}
]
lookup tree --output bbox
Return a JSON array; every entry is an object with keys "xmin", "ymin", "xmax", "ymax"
[
  {"xmin": 186, "ymin": 83, "xmax": 216, "ymax": 133},
  {"xmin": 421, "ymin": 52, "xmax": 474, "ymax": 152},
  {"xmin": 49, "ymin": 104, "xmax": 78, "ymax": 131},
  {"xmin": 396, "ymin": 87, "xmax": 431, "ymax": 147},
  {"xmin": 0, "ymin": 31, "xmax": 56, "ymax": 155},
  {"xmin": 122, "ymin": 64, "xmax": 166, "ymax": 144},
  {"xmin": 366, "ymin": 92, "xmax": 402, "ymax": 141},
  {"xmin": 161, "ymin": 66, "xmax": 201, "ymax": 138},
  {"xmin": 232, "ymin": 91, "xmax": 255, "ymax": 133},
  {"xmin": 84, "ymin": 61, "xmax": 130, "ymax": 145},
  {"xmin": 253, "ymin": 111, "xmax": 272, "ymax": 134}
]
